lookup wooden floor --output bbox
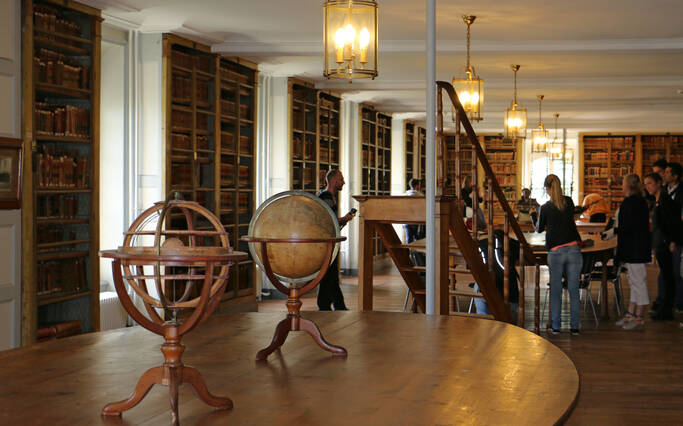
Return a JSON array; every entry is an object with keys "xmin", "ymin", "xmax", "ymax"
[
  {"xmin": 0, "ymin": 311, "xmax": 577, "ymax": 425},
  {"xmin": 260, "ymin": 261, "xmax": 683, "ymax": 425}
]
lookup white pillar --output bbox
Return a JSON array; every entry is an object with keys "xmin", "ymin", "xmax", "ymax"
[
  {"xmin": 340, "ymin": 99, "xmax": 360, "ymax": 274},
  {"xmin": 425, "ymin": 0, "xmax": 437, "ymax": 315}
]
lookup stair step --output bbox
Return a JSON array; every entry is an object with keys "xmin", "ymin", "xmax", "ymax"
[
  {"xmin": 413, "ymin": 289, "xmax": 483, "ymax": 297},
  {"xmin": 398, "ymin": 266, "xmax": 461, "ymax": 273}
]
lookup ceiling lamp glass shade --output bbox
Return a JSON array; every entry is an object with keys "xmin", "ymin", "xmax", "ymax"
[
  {"xmin": 323, "ymin": 0, "xmax": 378, "ymax": 82},
  {"xmin": 548, "ymin": 113, "xmax": 563, "ymax": 159},
  {"xmin": 531, "ymin": 95, "xmax": 549, "ymax": 153},
  {"xmin": 565, "ymin": 149, "xmax": 574, "ymax": 163},
  {"xmin": 452, "ymin": 15, "xmax": 484, "ymax": 122},
  {"xmin": 504, "ymin": 65, "xmax": 526, "ymax": 139}
]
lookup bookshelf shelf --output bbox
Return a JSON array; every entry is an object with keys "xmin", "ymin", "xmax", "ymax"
[
  {"xmin": 361, "ymin": 104, "xmax": 392, "ymax": 256},
  {"xmin": 38, "ymin": 290, "xmax": 92, "ymax": 307},
  {"xmin": 289, "ymin": 79, "xmax": 341, "ymax": 196},
  {"xmin": 22, "ymin": 0, "xmax": 101, "ymax": 345},
  {"xmin": 481, "ymin": 134, "xmax": 522, "ymax": 223},
  {"xmin": 164, "ymin": 34, "xmax": 258, "ymax": 309}
]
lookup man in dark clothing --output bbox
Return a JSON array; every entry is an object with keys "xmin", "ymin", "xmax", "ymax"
[
  {"xmin": 664, "ymin": 162, "xmax": 683, "ymax": 312},
  {"xmin": 644, "ymin": 173, "xmax": 683, "ymax": 320},
  {"xmin": 317, "ymin": 169, "xmax": 355, "ymax": 311}
]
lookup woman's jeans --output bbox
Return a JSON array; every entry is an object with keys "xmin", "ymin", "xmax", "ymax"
[{"xmin": 547, "ymin": 245, "xmax": 583, "ymax": 330}]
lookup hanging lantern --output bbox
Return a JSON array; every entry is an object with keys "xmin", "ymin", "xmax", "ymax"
[
  {"xmin": 323, "ymin": 0, "xmax": 378, "ymax": 82},
  {"xmin": 452, "ymin": 15, "xmax": 484, "ymax": 122},
  {"xmin": 531, "ymin": 95, "xmax": 549, "ymax": 153},
  {"xmin": 504, "ymin": 64, "xmax": 526, "ymax": 139},
  {"xmin": 548, "ymin": 113, "xmax": 563, "ymax": 159}
]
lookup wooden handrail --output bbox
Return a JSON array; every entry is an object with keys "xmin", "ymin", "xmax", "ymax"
[{"xmin": 436, "ymin": 81, "xmax": 537, "ymax": 266}]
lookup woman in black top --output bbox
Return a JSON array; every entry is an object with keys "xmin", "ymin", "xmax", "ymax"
[
  {"xmin": 614, "ymin": 174, "xmax": 651, "ymax": 329},
  {"xmin": 537, "ymin": 174, "xmax": 583, "ymax": 335}
]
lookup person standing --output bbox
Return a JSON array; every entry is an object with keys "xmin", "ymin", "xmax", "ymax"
[
  {"xmin": 612, "ymin": 174, "xmax": 651, "ymax": 330},
  {"xmin": 403, "ymin": 178, "xmax": 424, "ymax": 244},
  {"xmin": 652, "ymin": 158, "xmax": 668, "ymax": 180},
  {"xmin": 317, "ymin": 169, "xmax": 355, "ymax": 311},
  {"xmin": 664, "ymin": 162, "xmax": 683, "ymax": 313},
  {"xmin": 537, "ymin": 174, "xmax": 583, "ymax": 335},
  {"xmin": 644, "ymin": 172, "xmax": 682, "ymax": 320}
]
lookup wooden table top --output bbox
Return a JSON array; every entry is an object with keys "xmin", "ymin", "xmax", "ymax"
[
  {"xmin": 523, "ymin": 232, "xmax": 617, "ymax": 255},
  {"xmin": 0, "ymin": 312, "xmax": 578, "ymax": 425}
]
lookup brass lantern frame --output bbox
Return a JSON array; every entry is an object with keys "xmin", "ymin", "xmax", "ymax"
[
  {"xmin": 452, "ymin": 15, "xmax": 484, "ymax": 122},
  {"xmin": 323, "ymin": 0, "xmax": 378, "ymax": 82},
  {"xmin": 531, "ymin": 95, "xmax": 549, "ymax": 153},
  {"xmin": 504, "ymin": 64, "xmax": 526, "ymax": 139}
]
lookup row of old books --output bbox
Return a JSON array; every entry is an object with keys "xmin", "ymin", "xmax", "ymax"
[
  {"xmin": 36, "ymin": 194, "xmax": 79, "ymax": 218},
  {"xmin": 583, "ymin": 137, "xmax": 634, "ymax": 149},
  {"xmin": 487, "ymin": 151, "xmax": 515, "ymax": 162},
  {"xmin": 220, "ymin": 65, "xmax": 250, "ymax": 84},
  {"xmin": 171, "ymin": 74, "xmax": 191, "ymax": 105},
  {"xmin": 221, "ymin": 99, "xmax": 236, "ymax": 116},
  {"xmin": 170, "ymin": 163, "xmax": 192, "ymax": 187},
  {"xmin": 37, "ymin": 257, "xmax": 87, "ymax": 296},
  {"xmin": 238, "ymin": 165, "xmax": 250, "ymax": 187},
  {"xmin": 319, "ymin": 123, "xmax": 339, "ymax": 135},
  {"xmin": 172, "ymin": 50, "xmax": 194, "ymax": 70},
  {"xmin": 35, "ymin": 102, "xmax": 90, "ymax": 138},
  {"xmin": 584, "ymin": 151, "xmax": 609, "ymax": 161},
  {"xmin": 172, "ymin": 133, "xmax": 191, "ymax": 150},
  {"xmin": 612, "ymin": 151, "xmax": 635, "ymax": 162},
  {"xmin": 238, "ymin": 193, "xmax": 250, "ymax": 214},
  {"xmin": 491, "ymin": 163, "xmax": 517, "ymax": 174},
  {"xmin": 171, "ymin": 109, "xmax": 192, "ymax": 131},
  {"xmin": 586, "ymin": 167, "xmax": 609, "ymax": 177},
  {"xmin": 37, "ymin": 226, "xmax": 77, "ymax": 244},
  {"xmin": 37, "ymin": 320, "xmax": 82, "ymax": 342},
  {"xmin": 34, "ymin": 6, "xmax": 82, "ymax": 38},
  {"xmin": 34, "ymin": 49, "xmax": 90, "ymax": 90},
  {"xmin": 292, "ymin": 136, "xmax": 316, "ymax": 160},
  {"xmin": 196, "ymin": 79, "xmax": 211, "ymax": 107},
  {"xmin": 319, "ymin": 146, "xmax": 339, "ymax": 164},
  {"xmin": 36, "ymin": 151, "xmax": 88, "ymax": 188}
]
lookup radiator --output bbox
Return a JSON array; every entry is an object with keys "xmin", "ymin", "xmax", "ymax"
[{"xmin": 99, "ymin": 291, "xmax": 127, "ymax": 331}]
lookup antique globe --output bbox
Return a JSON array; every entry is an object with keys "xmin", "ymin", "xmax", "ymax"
[
  {"xmin": 100, "ymin": 196, "xmax": 247, "ymax": 421},
  {"xmin": 248, "ymin": 190, "xmax": 340, "ymax": 285}
]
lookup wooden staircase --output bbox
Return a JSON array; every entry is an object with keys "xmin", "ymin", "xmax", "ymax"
[{"xmin": 354, "ymin": 81, "xmax": 537, "ymax": 326}]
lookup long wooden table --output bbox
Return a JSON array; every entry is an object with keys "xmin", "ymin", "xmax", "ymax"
[{"xmin": 0, "ymin": 312, "xmax": 579, "ymax": 425}]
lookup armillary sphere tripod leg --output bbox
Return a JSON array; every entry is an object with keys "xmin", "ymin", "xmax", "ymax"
[
  {"xmin": 256, "ymin": 317, "xmax": 291, "ymax": 360},
  {"xmin": 169, "ymin": 367, "xmax": 180, "ymax": 426},
  {"xmin": 183, "ymin": 366, "xmax": 233, "ymax": 409},
  {"xmin": 300, "ymin": 317, "xmax": 347, "ymax": 357},
  {"xmin": 101, "ymin": 366, "xmax": 163, "ymax": 416}
]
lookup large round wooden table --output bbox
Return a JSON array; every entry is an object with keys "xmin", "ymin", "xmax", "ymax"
[{"xmin": 0, "ymin": 312, "xmax": 578, "ymax": 425}]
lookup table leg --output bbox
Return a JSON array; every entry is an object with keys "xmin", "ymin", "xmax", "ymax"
[{"xmin": 534, "ymin": 264, "xmax": 540, "ymax": 334}]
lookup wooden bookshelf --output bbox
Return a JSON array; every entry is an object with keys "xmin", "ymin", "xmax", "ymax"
[
  {"xmin": 163, "ymin": 34, "xmax": 258, "ymax": 308},
  {"xmin": 480, "ymin": 134, "xmax": 521, "ymax": 224},
  {"xmin": 288, "ymin": 80, "xmax": 341, "ymax": 194},
  {"xmin": 360, "ymin": 105, "xmax": 391, "ymax": 255},
  {"xmin": 443, "ymin": 131, "xmax": 474, "ymax": 196},
  {"xmin": 579, "ymin": 133, "xmax": 637, "ymax": 213},
  {"xmin": 21, "ymin": 0, "xmax": 101, "ymax": 345},
  {"xmin": 641, "ymin": 134, "xmax": 683, "ymax": 172}
]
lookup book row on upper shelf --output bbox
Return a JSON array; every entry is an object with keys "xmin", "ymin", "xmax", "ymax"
[
  {"xmin": 34, "ymin": 5, "xmax": 84, "ymax": 39},
  {"xmin": 34, "ymin": 48, "xmax": 90, "ymax": 90},
  {"xmin": 37, "ymin": 257, "xmax": 87, "ymax": 297},
  {"xmin": 36, "ymin": 194, "xmax": 81, "ymax": 219},
  {"xmin": 37, "ymin": 225, "xmax": 79, "ymax": 245},
  {"xmin": 172, "ymin": 49, "xmax": 212, "ymax": 74},
  {"xmin": 35, "ymin": 102, "xmax": 90, "ymax": 138},
  {"xmin": 36, "ymin": 149, "xmax": 88, "ymax": 188}
]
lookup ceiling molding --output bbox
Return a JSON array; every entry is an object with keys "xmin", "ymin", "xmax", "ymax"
[
  {"xmin": 212, "ymin": 38, "xmax": 683, "ymax": 55},
  {"xmin": 316, "ymin": 76, "xmax": 683, "ymax": 91},
  {"xmin": 102, "ymin": 13, "xmax": 141, "ymax": 31},
  {"xmin": 78, "ymin": 0, "xmax": 140, "ymax": 12}
]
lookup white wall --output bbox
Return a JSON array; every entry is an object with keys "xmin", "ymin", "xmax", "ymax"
[
  {"xmin": 0, "ymin": 0, "xmax": 22, "ymax": 350},
  {"xmin": 99, "ymin": 32, "xmax": 127, "ymax": 288}
]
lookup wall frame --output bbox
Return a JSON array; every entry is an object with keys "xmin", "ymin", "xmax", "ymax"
[{"xmin": 0, "ymin": 137, "xmax": 22, "ymax": 209}]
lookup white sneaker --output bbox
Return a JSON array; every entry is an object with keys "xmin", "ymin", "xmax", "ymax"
[{"xmin": 615, "ymin": 313, "xmax": 633, "ymax": 326}]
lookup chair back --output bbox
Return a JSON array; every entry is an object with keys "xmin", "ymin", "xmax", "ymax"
[{"xmin": 578, "ymin": 252, "xmax": 597, "ymax": 289}]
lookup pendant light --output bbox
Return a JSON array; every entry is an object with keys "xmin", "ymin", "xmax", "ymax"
[
  {"xmin": 531, "ymin": 95, "xmax": 549, "ymax": 153},
  {"xmin": 548, "ymin": 113, "xmax": 563, "ymax": 160},
  {"xmin": 452, "ymin": 15, "xmax": 483, "ymax": 122},
  {"xmin": 323, "ymin": 0, "xmax": 378, "ymax": 82},
  {"xmin": 504, "ymin": 65, "xmax": 526, "ymax": 139}
]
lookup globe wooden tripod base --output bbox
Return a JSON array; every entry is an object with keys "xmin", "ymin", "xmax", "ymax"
[
  {"xmin": 102, "ymin": 325, "xmax": 232, "ymax": 424},
  {"xmin": 242, "ymin": 237, "xmax": 348, "ymax": 361},
  {"xmin": 256, "ymin": 290, "xmax": 347, "ymax": 360}
]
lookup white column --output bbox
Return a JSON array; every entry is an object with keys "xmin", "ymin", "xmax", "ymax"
[
  {"xmin": 340, "ymin": 99, "xmax": 360, "ymax": 274},
  {"xmin": 425, "ymin": 0, "xmax": 437, "ymax": 315}
]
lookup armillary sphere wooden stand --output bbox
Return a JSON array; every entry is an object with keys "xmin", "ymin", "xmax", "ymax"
[
  {"xmin": 242, "ymin": 236, "xmax": 347, "ymax": 360},
  {"xmin": 100, "ymin": 248, "xmax": 246, "ymax": 424}
]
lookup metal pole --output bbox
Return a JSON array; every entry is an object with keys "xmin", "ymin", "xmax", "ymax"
[{"xmin": 425, "ymin": 0, "xmax": 436, "ymax": 315}]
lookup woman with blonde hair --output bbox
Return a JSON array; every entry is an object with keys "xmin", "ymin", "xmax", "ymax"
[
  {"xmin": 613, "ymin": 174, "xmax": 651, "ymax": 329},
  {"xmin": 537, "ymin": 174, "xmax": 583, "ymax": 335}
]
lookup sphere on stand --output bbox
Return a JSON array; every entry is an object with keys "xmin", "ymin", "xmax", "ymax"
[{"xmin": 248, "ymin": 191, "xmax": 340, "ymax": 284}]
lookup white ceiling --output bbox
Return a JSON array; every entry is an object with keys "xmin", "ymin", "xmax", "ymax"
[{"xmin": 90, "ymin": 0, "xmax": 683, "ymax": 132}]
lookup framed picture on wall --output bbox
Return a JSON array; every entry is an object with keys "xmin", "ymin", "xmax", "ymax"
[{"xmin": 0, "ymin": 137, "xmax": 22, "ymax": 209}]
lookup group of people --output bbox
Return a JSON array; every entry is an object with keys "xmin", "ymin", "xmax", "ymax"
[{"xmin": 535, "ymin": 159, "xmax": 683, "ymax": 333}]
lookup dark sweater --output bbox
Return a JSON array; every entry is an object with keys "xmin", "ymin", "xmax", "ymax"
[
  {"xmin": 651, "ymin": 191, "xmax": 683, "ymax": 248},
  {"xmin": 616, "ymin": 194, "xmax": 651, "ymax": 263},
  {"xmin": 537, "ymin": 196, "xmax": 581, "ymax": 250}
]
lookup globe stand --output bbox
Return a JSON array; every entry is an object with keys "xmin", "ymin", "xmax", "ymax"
[
  {"xmin": 243, "ymin": 237, "xmax": 347, "ymax": 360},
  {"xmin": 99, "ymin": 197, "xmax": 247, "ymax": 424}
]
